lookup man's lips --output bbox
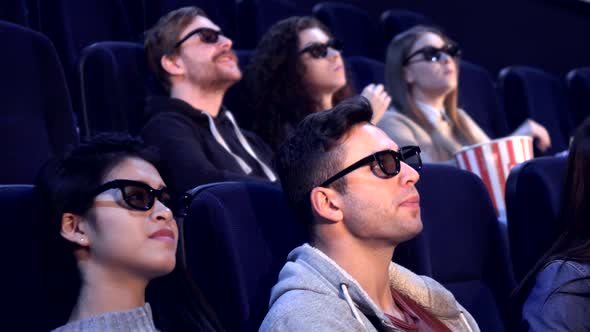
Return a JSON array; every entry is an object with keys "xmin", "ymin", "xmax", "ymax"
[
  {"xmin": 399, "ymin": 195, "xmax": 420, "ymax": 207},
  {"xmin": 214, "ymin": 51, "xmax": 237, "ymax": 63}
]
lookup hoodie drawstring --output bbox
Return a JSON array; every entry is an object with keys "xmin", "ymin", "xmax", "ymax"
[
  {"xmin": 204, "ymin": 110, "xmax": 277, "ymax": 181},
  {"xmin": 204, "ymin": 112, "xmax": 253, "ymax": 175},
  {"xmin": 459, "ymin": 311, "xmax": 474, "ymax": 332},
  {"xmin": 341, "ymin": 283, "xmax": 367, "ymax": 329},
  {"xmin": 225, "ymin": 111, "xmax": 277, "ymax": 181}
]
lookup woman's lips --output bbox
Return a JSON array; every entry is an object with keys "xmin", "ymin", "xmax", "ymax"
[{"xmin": 149, "ymin": 229, "xmax": 176, "ymax": 242}]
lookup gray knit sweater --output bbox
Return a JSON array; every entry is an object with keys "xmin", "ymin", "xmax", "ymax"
[{"xmin": 52, "ymin": 303, "xmax": 158, "ymax": 332}]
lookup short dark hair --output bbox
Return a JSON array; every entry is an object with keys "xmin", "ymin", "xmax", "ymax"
[
  {"xmin": 38, "ymin": 132, "xmax": 159, "ymax": 226},
  {"xmin": 275, "ymin": 96, "xmax": 373, "ymax": 226},
  {"xmin": 144, "ymin": 6, "xmax": 207, "ymax": 93},
  {"xmin": 34, "ymin": 133, "xmax": 160, "ymax": 326}
]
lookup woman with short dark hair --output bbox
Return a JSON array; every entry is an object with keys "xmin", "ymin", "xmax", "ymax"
[{"xmin": 38, "ymin": 133, "xmax": 222, "ymax": 332}]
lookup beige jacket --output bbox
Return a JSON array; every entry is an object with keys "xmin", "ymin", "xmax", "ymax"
[{"xmin": 377, "ymin": 108, "xmax": 490, "ymax": 163}]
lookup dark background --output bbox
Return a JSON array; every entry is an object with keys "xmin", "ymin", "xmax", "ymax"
[{"xmin": 296, "ymin": 0, "xmax": 590, "ymax": 77}]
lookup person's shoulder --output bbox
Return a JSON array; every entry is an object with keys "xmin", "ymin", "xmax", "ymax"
[
  {"xmin": 145, "ymin": 109, "xmax": 190, "ymax": 123},
  {"xmin": 381, "ymin": 106, "xmax": 412, "ymax": 120},
  {"xmin": 238, "ymin": 126, "xmax": 265, "ymax": 142},
  {"xmin": 456, "ymin": 108, "xmax": 469, "ymax": 116},
  {"xmin": 525, "ymin": 259, "xmax": 590, "ymax": 311},
  {"xmin": 222, "ymin": 111, "xmax": 274, "ymax": 156},
  {"xmin": 377, "ymin": 108, "xmax": 430, "ymax": 148},
  {"xmin": 146, "ymin": 95, "xmax": 200, "ymax": 117},
  {"xmin": 523, "ymin": 260, "xmax": 590, "ymax": 331},
  {"xmin": 456, "ymin": 108, "xmax": 478, "ymax": 123},
  {"xmin": 379, "ymin": 107, "xmax": 421, "ymax": 128},
  {"xmin": 536, "ymin": 260, "xmax": 590, "ymax": 290},
  {"xmin": 141, "ymin": 109, "xmax": 196, "ymax": 139},
  {"xmin": 144, "ymin": 102, "xmax": 192, "ymax": 129},
  {"xmin": 261, "ymin": 290, "xmax": 363, "ymax": 332},
  {"xmin": 389, "ymin": 263, "xmax": 463, "ymax": 316},
  {"xmin": 540, "ymin": 260, "xmax": 590, "ymax": 280}
]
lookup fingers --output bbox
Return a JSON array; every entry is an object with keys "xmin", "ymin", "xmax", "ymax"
[
  {"xmin": 538, "ymin": 132, "xmax": 551, "ymax": 152},
  {"xmin": 362, "ymin": 84, "xmax": 390, "ymax": 105},
  {"xmin": 361, "ymin": 84, "xmax": 391, "ymax": 124},
  {"xmin": 373, "ymin": 84, "xmax": 384, "ymax": 94},
  {"xmin": 530, "ymin": 121, "xmax": 552, "ymax": 152},
  {"xmin": 362, "ymin": 84, "xmax": 389, "ymax": 100},
  {"xmin": 535, "ymin": 139, "xmax": 551, "ymax": 152},
  {"xmin": 361, "ymin": 83, "xmax": 375, "ymax": 95},
  {"xmin": 383, "ymin": 93, "xmax": 392, "ymax": 104}
]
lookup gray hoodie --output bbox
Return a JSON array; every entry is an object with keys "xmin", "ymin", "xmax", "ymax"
[{"xmin": 260, "ymin": 244, "xmax": 479, "ymax": 332}]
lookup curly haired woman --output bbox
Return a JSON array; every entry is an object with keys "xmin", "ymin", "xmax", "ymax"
[{"xmin": 242, "ymin": 16, "xmax": 391, "ymax": 151}]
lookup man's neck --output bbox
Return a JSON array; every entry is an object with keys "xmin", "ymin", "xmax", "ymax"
[
  {"xmin": 314, "ymin": 236, "xmax": 397, "ymax": 314},
  {"xmin": 69, "ymin": 261, "xmax": 148, "ymax": 322},
  {"xmin": 171, "ymin": 85, "xmax": 225, "ymax": 118}
]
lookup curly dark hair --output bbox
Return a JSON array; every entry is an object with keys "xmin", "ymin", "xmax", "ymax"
[{"xmin": 243, "ymin": 16, "xmax": 354, "ymax": 151}]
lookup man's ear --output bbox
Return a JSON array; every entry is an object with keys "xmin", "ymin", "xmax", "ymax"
[
  {"xmin": 309, "ymin": 187, "xmax": 344, "ymax": 223},
  {"xmin": 60, "ymin": 213, "xmax": 90, "ymax": 247},
  {"xmin": 160, "ymin": 54, "xmax": 185, "ymax": 77}
]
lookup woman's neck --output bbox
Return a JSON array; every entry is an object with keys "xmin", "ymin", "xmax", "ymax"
[
  {"xmin": 317, "ymin": 93, "xmax": 334, "ymax": 111},
  {"xmin": 69, "ymin": 264, "xmax": 148, "ymax": 322},
  {"xmin": 411, "ymin": 88, "xmax": 447, "ymax": 111}
]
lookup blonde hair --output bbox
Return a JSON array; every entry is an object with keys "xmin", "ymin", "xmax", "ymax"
[{"xmin": 384, "ymin": 26, "xmax": 478, "ymax": 144}]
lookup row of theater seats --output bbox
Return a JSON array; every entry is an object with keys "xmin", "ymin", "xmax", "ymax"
[
  {"xmin": 79, "ymin": 40, "xmax": 589, "ymax": 158},
  {"xmin": 0, "ymin": 0, "xmax": 426, "ymax": 115},
  {"xmin": 0, "ymin": 3, "xmax": 577, "ymax": 331},
  {"xmin": 1, "ymin": 158, "xmax": 567, "ymax": 331},
  {"xmin": 1, "ymin": 15, "xmax": 586, "ymax": 186},
  {"xmin": 0, "ymin": 1, "xmax": 431, "ymax": 60},
  {"xmin": 3, "ymin": 0, "xmax": 587, "ymax": 143}
]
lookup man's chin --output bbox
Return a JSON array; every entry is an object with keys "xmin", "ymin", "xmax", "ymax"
[
  {"xmin": 211, "ymin": 76, "xmax": 241, "ymax": 92},
  {"xmin": 404, "ymin": 216, "xmax": 424, "ymax": 238},
  {"xmin": 217, "ymin": 67, "xmax": 242, "ymax": 81}
]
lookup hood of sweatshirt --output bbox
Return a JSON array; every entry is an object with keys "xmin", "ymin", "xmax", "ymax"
[
  {"xmin": 144, "ymin": 95, "xmax": 229, "ymax": 126},
  {"xmin": 268, "ymin": 244, "xmax": 475, "ymax": 330}
]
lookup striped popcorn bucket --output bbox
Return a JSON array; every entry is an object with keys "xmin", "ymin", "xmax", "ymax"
[{"xmin": 454, "ymin": 136, "xmax": 534, "ymax": 221}]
